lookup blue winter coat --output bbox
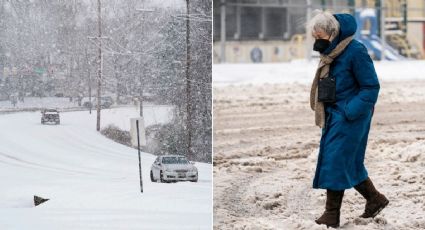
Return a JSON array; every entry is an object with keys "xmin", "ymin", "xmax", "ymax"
[{"xmin": 312, "ymin": 14, "xmax": 380, "ymax": 190}]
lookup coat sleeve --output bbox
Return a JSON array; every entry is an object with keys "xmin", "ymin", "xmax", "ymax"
[{"xmin": 344, "ymin": 44, "xmax": 380, "ymax": 121}]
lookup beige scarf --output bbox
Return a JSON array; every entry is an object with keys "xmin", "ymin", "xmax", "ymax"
[{"xmin": 310, "ymin": 35, "xmax": 354, "ymax": 128}]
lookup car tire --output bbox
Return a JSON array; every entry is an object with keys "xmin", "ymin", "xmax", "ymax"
[
  {"xmin": 150, "ymin": 170, "xmax": 156, "ymax": 182},
  {"xmin": 160, "ymin": 170, "xmax": 165, "ymax": 183},
  {"xmin": 191, "ymin": 173, "xmax": 198, "ymax": 182}
]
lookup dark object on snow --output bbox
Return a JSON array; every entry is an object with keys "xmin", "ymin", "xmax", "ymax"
[
  {"xmin": 315, "ymin": 189, "xmax": 344, "ymax": 228},
  {"xmin": 83, "ymin": 96, "xmax": 113, "ymax": 109},
  {"xmin": 34, "ymin": 195, "xmax": 49, "ymax": 206},
  {"xmin": 354, "ymin": 177, "xmax": 389, "ymax": 218},
  {"xmin": 41, "ymin": 109, "xmax": 60, "ymax": 125},
  {"xmin": 100, "ymin": 125, "xmax": 131, "ymax": 146}
]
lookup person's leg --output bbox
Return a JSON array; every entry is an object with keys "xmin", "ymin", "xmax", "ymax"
[
  {"xmin": 316, "ymin": 189, "xmax": 344, "ymax": 228},
  {"xmin": 354, "ymin": 177, "xmax": 389, "ymax": 218}
]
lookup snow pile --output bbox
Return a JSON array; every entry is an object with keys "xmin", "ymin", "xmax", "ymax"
[{"xmin": 213, "ymin": 60, "xmax": 425, "ymax": 86}]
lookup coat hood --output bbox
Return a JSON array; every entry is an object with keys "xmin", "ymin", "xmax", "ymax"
[
  {"xmin": 323, "ymin": 13, "xmax": 357, "ymax": 54},
  {"xmin": 333, "ymin": 14, "xmax": 357, "ymax": 41}
]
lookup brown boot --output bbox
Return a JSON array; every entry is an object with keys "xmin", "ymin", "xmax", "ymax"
[
  {"xmin": 315, "ymin": 189, "xmax": 344, "ymax": 228},
  {"xmin": 354, "ymin": 177, "xmax": 389, "ymax": 218}
]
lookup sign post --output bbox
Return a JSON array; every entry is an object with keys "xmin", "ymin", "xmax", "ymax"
[{"xmin": 136, "ymin": 120, "xmax": 143, "ymax": 193}]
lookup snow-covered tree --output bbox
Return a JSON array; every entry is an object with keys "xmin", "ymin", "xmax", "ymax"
[{"xmin": 0, "ymin": 0, "xmax": 211, "ymax": 162}]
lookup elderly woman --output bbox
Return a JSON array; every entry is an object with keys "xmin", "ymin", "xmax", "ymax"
[{"xmin": 308, "ymin": 12, "xmax": 389, "ymax": 228}]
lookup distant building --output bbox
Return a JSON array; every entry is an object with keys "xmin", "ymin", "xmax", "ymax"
[{"xmin": 214, "ymin": 0, "xmax": 425, "ymax": 63}]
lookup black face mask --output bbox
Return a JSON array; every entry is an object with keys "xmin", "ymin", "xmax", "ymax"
[{"xmin": 313, "ymin": 39, "xmax": 331, "ymax": 53}]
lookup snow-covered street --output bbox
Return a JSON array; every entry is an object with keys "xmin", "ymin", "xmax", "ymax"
[
  {"xmin": 0, "ymin": 0, "xmax": 212, "ymax": 228},
  {"xmin": 0, "ymin": 109, "xmax": 212, "ymax": 229},
  {"xmin": 213, "ymin": 61, "xmax": 425, "ymax": 229}
]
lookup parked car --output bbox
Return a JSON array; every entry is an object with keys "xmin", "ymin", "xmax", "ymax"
[
  {"xmin": 41, "ymin": 109, "xmax": 60, "ymax": 125},
  {"xmin": 150, "ymin": 155, "xmax": 198, "ymax": 183},
  {"xmin": 82, "ymin": 96, "xmax": 113, "ymax": 109}
]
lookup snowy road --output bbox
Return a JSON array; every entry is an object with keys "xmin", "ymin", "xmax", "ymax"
[
  {"xmin": 213, "ymin": 74, "xmax": 425, "ymax": 229},
  {"xmin": 0, "ymin": 110, "xmax": 212, "ymax": 229}
]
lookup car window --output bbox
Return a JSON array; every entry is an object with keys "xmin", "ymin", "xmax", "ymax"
[
  {"xmin": 178, "ymin": 157, "xmax": 189, "ymax": 164},
  {"xmin": 162, "ymin": 157, "xmax": 176, "ymax": 164},
  {"xmin": 162, "ymin": 156, "xmax": 189, "ymax": 164}
]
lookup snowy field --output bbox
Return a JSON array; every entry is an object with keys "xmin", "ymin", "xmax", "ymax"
[
  {"xmin": 213, "ymin": 60, "xmax": 425, "ymax": 229},
  {"xmin": 93, "ymin": 105, "xmax": 174, "ymax": 131},
  {"xmin": 0, "ymin": 97, "xmax": 174, "ymax": 130},
  {"xmin": 0, "ymin": 108, "xmax": 212, "ymax": 229}
]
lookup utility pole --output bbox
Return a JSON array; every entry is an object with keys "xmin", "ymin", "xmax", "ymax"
[
  {"xmin": 185, "ymin": 0, "xmax": 193, "ymax": 160},
  {"xmin": 85, "ymin": 47, "xmax": 92, "ymax": 114},
  {"xmin": 96, "ymin": 0, "xmax": 102, "ymax": 131}
]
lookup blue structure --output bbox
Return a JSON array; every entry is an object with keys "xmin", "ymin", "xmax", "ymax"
[{"xmin": 354, "ymin": 9, "xmax": 405, "ymax": 60}]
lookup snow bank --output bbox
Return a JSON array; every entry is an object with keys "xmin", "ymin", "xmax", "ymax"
[{"xmin": 213, "ymin": 60, "xmax": 425, "ymax": 86}]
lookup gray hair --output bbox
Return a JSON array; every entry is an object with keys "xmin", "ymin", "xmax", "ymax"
[{"xmin": 308, "ymin": 10, "xmax": 340, "ymax": 40}]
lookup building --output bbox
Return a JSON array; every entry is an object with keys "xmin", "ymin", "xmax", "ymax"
[{"xmin": 213, "ymin": 0, "xmax": 425, "ymax": 63}]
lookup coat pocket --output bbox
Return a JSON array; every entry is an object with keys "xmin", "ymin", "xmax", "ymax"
[
  {"xmin": 326, "ymin": 107, "xmax": 345, "ymax": 128},
  {"xmin": 343, "ymin": 98, "xmax": 371, "ymax": 121}
]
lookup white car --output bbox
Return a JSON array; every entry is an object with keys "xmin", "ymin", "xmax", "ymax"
[{"xmin": 150, "ymin": 155, "xmax": 198, "ymax": 183}]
